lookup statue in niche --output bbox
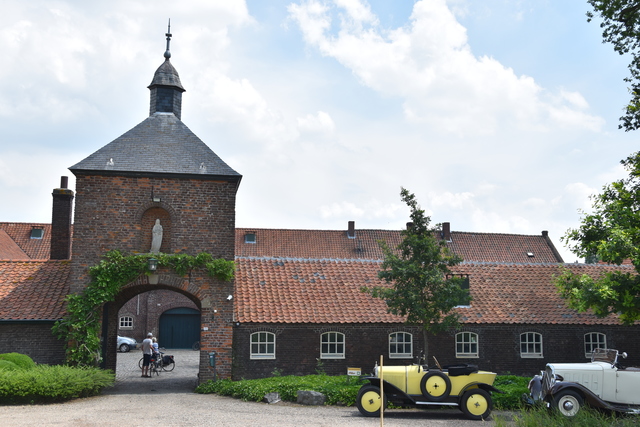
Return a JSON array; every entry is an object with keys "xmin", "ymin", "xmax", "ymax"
[{"xmin": 150, "ymin": 219, "xmax": 163, "ymax": 253}]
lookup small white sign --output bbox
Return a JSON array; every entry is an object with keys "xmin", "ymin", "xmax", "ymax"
[{"xmin": 347, "ymin": 367, "xmax": 361, "ymax": 376}]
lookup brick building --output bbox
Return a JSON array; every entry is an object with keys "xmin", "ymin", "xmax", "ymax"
[{"xmin": 0, "ymin": 35, "xmax": 638, "ymax": 382}]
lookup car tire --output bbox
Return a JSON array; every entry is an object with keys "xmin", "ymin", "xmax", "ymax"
[
  {"xmin": 420, "ymin": 371, "xmax": 452, "ymax": 401},
  {"xmin": 119, "ymin": 343, "xmax": 130, "ymax": 353},
  {"xmin": 552, "ymin": 390, "xmax": 583, "ymax": 417},
  {"xmin": 356, "ymin": 385, "xmax": 386, "ymax": 417},
  {"xmin": 460, "ymin": 388, "xmax": 492, "ymax": 420}
]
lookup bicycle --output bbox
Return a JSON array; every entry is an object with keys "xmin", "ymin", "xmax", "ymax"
[
  {"xmin": 138, "ymin": 352, "xmax": 175, "ymax": 372},
  {"xmin": 191, "ymin": 341, "xmax": 200, "ymax": 351}
]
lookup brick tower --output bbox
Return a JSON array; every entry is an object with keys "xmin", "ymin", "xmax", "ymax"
[{"xmin": 68, "ymin": 27, "xmax": 241, "ymax": 381}]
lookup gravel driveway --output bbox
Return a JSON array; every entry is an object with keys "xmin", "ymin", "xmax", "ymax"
[{"xmin": 0, "ymin": 349, "xmax": 512, "ymax": 426}]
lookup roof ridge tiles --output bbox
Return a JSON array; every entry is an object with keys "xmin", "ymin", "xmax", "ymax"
[{"xmin": 236, "ymin": 256, "xmax": 382, "ymax": 263}]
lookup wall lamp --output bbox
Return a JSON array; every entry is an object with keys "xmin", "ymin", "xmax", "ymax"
[{"xmin": 148, "ymin": 257, "xmax": 158, "ymax": 272}]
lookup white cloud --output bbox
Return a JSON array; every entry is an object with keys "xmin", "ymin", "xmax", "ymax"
[
  {"xmin": 297, "ymin": 111, "xmax": 335, "ymax": 133},
  {"xmin": 288, "ymin": 0, "xmax": 604, "ymax": 136}
]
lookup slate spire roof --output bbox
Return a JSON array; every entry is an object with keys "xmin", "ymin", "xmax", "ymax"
[{"xmin": 69, "ymin": 28, "xmax": 241, "ymax": 183}]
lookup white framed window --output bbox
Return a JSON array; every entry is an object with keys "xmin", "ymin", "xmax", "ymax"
[
  {"xmin": 584, "ymin": 332, "xmax": 607, "ymax": 358},
  {"xmin": 456, "ymin": 332, "xmax": 479, "ymax": 358},
  {"xmin": 389, "ymin": 332, "xmax": 413, "ymax": 359},
  {"xmin": 250, "ymin": 332, "xmax": 275, "ymax": 359},
  {"xmin": 30, "ymin": 228, "xmax": 44, "ymax": 239},
  {"xmin": 320, "ymin": 332, "xmax": 345, "ymax": 359},
  {"xmin": 244, "ymin": 233, "xmax": 256, "ymax": 244},
  {"xmin": 119, "ymin": 316, "xmax": 133, "ymax": 329},
  {"xmin": 520, "ymin": 332, "xmax": 543, "ymax": 358}
]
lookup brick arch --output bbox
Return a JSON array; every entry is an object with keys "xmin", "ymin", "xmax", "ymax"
[{"xmin": 115, "ymin": 274, "xmax": 202, "ymax": 308}]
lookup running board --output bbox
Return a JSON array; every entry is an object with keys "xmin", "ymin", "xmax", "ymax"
[{"xmin": 415, "ymin": 401, "xmax": 459, "ymax": 406}]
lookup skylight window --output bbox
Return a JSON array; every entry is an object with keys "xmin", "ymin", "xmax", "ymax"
[
  {"xmin": 30, "ymin": 228, "xmax": 44, "ymax": 239},
  {"xmin": 527, "ymin": 252, "xmax": 534, "ymax": 257},
  {"xmin": 244, "ymin": 233, "xmax": 256, "ymax": 244}
]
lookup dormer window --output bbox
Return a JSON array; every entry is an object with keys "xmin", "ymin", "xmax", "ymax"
[
  {"xmin": 30, "ymin": 228, "xmax": 44, "ymax": 239},
  {"xmin": 244, "ymin": 233, "xmax": 256, "ymax": 244}
]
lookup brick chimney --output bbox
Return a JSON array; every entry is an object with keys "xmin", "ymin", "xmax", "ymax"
[
  {"xmin": 50, "ymin": 176, "xmax": 74, "ymax": 260},
  {"xmin": 347, "ymin": 221, "xmax": 356, "ymax": 239},
  {"xmin": 442, "ymin": 222, "xmax": 451, "ymax": 241}
]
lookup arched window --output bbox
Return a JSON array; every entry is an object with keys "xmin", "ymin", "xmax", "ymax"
[
  {"xmin": 320, "ymin": 332, "xmax": 345, "ymax": 359},
  {"xmin": 389, "ymin": 332, "xmax": 413, "ymax": 359},
  {"xmin": 584, "ymin": 332, "xmax": 606, "ymax": 358},
  {"xmin": 520, "ymin": 332, "xmax": 543, "ymax": 358},
  {"xmin": 119, "ymin": 316, "xmax": 133, "ymax": 330},
  {"xmin": 456, "ymin": 332, "xmax": 478, "ymax": 358},
  {"xmin": 250, "ymin": 332, "xmax": 276, "ymax": 359}
]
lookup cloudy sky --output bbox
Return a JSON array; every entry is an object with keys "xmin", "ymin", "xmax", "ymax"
[{"xmin": 1, "ymin": 0, "xmax": 638, "ymax": 263}]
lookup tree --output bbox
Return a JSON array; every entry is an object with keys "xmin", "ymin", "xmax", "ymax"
[
  {"xmin": 362, "ymin": 188, "xmax": 471, "ymax": 359},
  {"xmin": 557, "ymin": 151, "xmax": 640, "ymax": 325},
  {"xmin": 588, "ymin": 1, "xmax": 640, "ymax": 130}
]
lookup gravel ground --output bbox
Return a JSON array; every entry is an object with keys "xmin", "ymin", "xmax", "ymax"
[{"xmin": 0, "ymin": 350, "xmax": 513, "ymax": 426}]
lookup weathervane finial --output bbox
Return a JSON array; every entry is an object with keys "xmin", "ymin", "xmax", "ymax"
[{"xmin": 164, "ymin": 19, "xmax": 172, "ymax": 60}]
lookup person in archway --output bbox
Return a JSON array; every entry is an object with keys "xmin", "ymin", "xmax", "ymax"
[
  {"xmin": 152, "ymin": 337, "xmax": 160, "ymax": 356},
  {"xmin": 141, "ymin": 333, "xmax": 154, "ymax": 378}
]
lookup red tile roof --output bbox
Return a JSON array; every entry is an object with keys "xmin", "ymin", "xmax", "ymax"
[
  {"xmin": 0, "ymin": 223, "xmax": 52, "ymax": 260},
  {"xmin": 235, "ymin": 228, "xmax": 563, "ymax": 263},
  {"xmin": 234, "ymin": 259, "xmax": 631, "ymax": 326},
  {"xmin": 0, "ymin": 230, "xmax": 30, "ymax": 260},
  {"xmin": 0, "ymin": 261, "xmax": 70, "ymax": 320}
]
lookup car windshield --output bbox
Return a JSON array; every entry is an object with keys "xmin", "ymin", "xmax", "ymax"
[{"xmin": 591, "ymin": 348, "xmax": 617, "ymax": 364}]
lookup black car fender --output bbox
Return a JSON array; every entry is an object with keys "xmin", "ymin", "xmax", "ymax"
[
  {"xmin": 364, "ymin": 377, "xmax": 411, "ymax": 396},
  {"xmin": 550, "ymin": 381, "xmax": 617, "ymax": 412},
  {"xmin": 459, "ymin": 381, "xmax": 504, "ymax": 396}
]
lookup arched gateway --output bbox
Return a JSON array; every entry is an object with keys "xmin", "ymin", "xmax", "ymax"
[{"xmin": 67, "ymin": 28, "xmax": 241, "ymax": 382}]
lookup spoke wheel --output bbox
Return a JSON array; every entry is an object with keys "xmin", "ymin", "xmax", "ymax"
[
  {"xmin": 356, "ymin": 385, "xmax": 386, "ymax": 417},
  {"xmin": 420, "ymin": 371, "xmax": 452, "ymax": 401},
  {"xmin": 460, "ymin": 388, "xmax": 492, "ymax": 420},
  {"xmin": 553, "ymin": 390, "xmax": 583, "ymax": 417},
  {"xmin": 138, "ymin": 358, "xmax": 144, "ymax": 369},
  {"xmin": 162, "ymin": 360, "xmax": 175, "ymax": 372}
]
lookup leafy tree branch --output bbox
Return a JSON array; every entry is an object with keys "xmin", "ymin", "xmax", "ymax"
[{"xmin": 557, "ymin": 151, "xmax": 640, "ymax": 324}]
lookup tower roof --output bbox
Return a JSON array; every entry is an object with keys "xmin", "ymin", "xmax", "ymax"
[
  {"xmin": 148, "ymin": 59, "xmax": 184, "ymax": 91},
  {"xmin": 69, "ymin": 25, "xmax": 241, "ymax": 183},
  {"xmin": 69, "ymin": 113, "xmax": 241, "ymax": 182}
]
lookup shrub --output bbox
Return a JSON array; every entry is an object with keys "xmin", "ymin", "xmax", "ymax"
[
  {"xmin": 493, "ymin": 375, "xmax": 531, "ymax": 410},
  {"xmin": 196, "ymin": 375, "xmax": 363, "ymax": 406},
  {"xmin": 0, "ymin": 360, "xmax": 19, "ymax": 371},
  {"xmin": 0, "ymin": 353, "xmax": 36, "ymax": 370},
  {"xmin": 0, "ymin": 365, "xmax": 114, "ymax": 404}
]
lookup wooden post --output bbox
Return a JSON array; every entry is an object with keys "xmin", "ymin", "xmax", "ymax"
[{"xmin": 380, "ymin": 354, "xmax": 384, "ymax": 427}]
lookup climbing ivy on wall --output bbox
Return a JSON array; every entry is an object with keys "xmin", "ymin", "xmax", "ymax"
[{"xmin": 52, "ymin": 250, "xmax": 235, "ymax": 367}]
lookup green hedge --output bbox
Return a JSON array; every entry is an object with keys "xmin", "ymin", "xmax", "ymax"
[
  {"xmin": 196, "ymin": 374, "xmax": 529, "ymax": 410},
  {"xmin": 0, "ymin": 353, "xmax": 114, "ymax": 405},
  {"xmin": 0, "ymin": 353, "xmax": 37, "ymax": 370},
  {"xmin": 196, "ymin": 375, "xmax": 364, "ymax": 406},
  {"xmin": 493, "ymin": 375, "xmax": 531, "ymax": 410}
]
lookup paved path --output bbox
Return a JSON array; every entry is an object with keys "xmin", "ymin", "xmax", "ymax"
[
  {"xmin": 107, "ymin": 348, "xmax": 200, "ymax": 394},
  {"xmin": 0, "ymin": 349, "xmax": 513, "ymax": 426}
]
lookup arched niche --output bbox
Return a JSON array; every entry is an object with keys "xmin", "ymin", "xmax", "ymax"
[{"xmin": 140, "ymin": 207, "xmax": 172, "ymax": 253}]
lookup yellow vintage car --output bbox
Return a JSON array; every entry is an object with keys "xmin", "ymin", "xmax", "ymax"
[{"xmin": 356, "ymin": 358, "xmax": 502, "ymax": 420}]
